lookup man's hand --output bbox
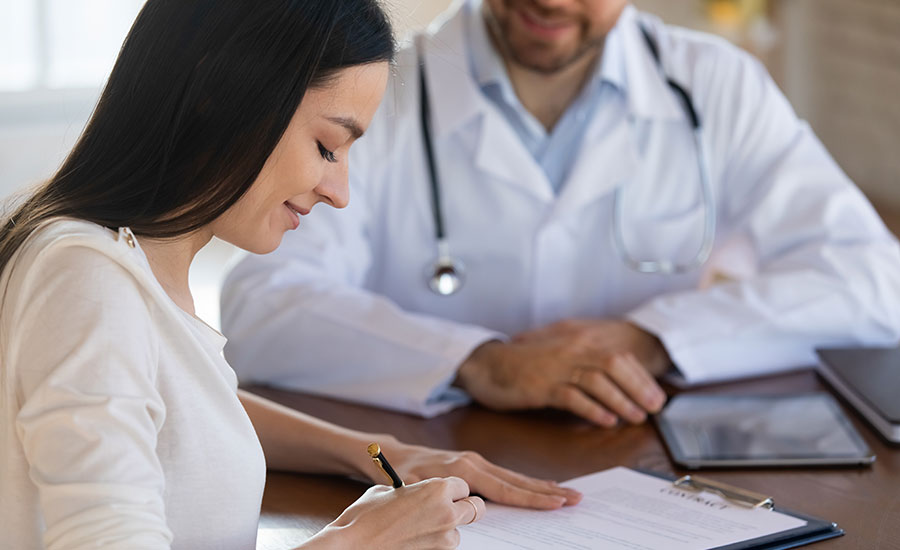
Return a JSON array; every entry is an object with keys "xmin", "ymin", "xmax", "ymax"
[{"xmin": 454, "ymin": 320, "xmax": 671, "ymax": 427}]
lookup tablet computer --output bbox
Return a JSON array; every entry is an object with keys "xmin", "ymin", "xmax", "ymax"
[{"xmin": 655, "ymin": 393, "xmax": 875, "ymax": 469}]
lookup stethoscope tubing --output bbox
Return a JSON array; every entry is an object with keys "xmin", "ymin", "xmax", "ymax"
[
  {"xmin": 418, "ymin": 22, "xmax": 717, "ymax": 294},
  {"xmin": 418, "ymin": 43, "xmax": 447, "ymax": 242},
  {"xmin": 613, "ymin": 127, "xmax": 716, "ymax": 274}
]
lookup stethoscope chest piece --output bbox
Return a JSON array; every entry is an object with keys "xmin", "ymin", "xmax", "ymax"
[{"xmin": 427, "ymin": 239, "xmax": 465, "ymax": 296}]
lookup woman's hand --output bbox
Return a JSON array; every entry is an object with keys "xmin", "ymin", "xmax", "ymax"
[
  {"xmin": 304, "ymin": 477, "xmax": 484, "ymax": 550},
  {"xmin": 378, "ymin": 439, "xmax": 581, "ymax": 510}
]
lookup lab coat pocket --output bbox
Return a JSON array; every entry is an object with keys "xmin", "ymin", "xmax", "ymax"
[{"xmin": 618, "ymin": 202, "xmax": 708, "ymax": 265}]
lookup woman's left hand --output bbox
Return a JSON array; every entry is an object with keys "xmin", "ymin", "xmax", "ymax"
[{"xmin": 376, "ymin": 439, "xmax": 582, "ymax": 510}]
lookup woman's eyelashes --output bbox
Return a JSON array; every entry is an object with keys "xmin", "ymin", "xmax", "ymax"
[{"xmin": 317, "ymin": 142, "xmax": 338, "ymax": 163}]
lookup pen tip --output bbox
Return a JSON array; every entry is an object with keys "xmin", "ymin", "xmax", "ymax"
[{"xmin": 367, "ymin": 442, "xmax": 381, "ymax": 457}]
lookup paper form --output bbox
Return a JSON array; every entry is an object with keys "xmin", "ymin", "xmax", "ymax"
[{"xmin": 458, "ymin": 467, "xmax": 806, "ymax": 550}]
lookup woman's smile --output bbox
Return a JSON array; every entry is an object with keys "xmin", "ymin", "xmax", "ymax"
[{"xmin": 283, "ymin": 200, "xmax": 309, "ymax": 230}]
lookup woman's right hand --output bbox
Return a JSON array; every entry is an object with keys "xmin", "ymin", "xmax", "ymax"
[{"xmin": 303, "ymin": 477, "xmax": 484, "ymax": 549}]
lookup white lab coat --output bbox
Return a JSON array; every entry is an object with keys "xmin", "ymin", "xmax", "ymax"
[{"xmin": 221, "ymin": 1, "xmax": 900, "ymax": 417}]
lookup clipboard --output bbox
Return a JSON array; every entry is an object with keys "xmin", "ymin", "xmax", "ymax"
[
  {"xmin": 459, "ymin": 467, "xmax": 841, "ymax": 550},
  {"xmin": 642, "ymin": 470, "xmax": 844, "ymax": 550}
]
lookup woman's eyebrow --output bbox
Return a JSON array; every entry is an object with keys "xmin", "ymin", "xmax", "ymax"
[{"xmin": 326, "ymin": 116, "xmax": 364, "ymax": 139}]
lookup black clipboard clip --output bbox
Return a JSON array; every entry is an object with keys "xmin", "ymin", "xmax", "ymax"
[{"xmin": 673, "ymin": 475, "xmax": 775, "ymax": 510}]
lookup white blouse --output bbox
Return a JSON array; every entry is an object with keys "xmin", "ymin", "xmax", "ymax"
[{"xmin": 0, "ymin": 220, "xmax": 266, "ymax": 549}]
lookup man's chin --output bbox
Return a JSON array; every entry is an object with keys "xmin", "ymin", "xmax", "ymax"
[
  {"xmin": 512, "ymin": 56, "xmax": 572, "ymax": 74},
  {"xmin": 505, "ymin": 37, "xmax": 601, "ymax": 74},
  {"xmin": 509, "ymin": 49, "xmax": 586, "ymax": 74}
]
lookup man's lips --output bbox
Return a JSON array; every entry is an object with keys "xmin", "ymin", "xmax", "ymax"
[{"xmin": 517, "ymin": 8, "xmax": 576, "ymax": 38}]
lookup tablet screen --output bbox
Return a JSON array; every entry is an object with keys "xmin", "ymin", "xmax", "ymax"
[{"xmin": 655, "ymin": 393, "xmax": 874, "ymax": 467}]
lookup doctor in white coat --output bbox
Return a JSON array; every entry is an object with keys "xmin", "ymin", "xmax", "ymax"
[{"xmin": 221, "ymin": 0, "xmax": 900, "ymax": 423}]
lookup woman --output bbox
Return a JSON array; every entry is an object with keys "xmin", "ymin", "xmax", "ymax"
[{"xmin": 0, "ymin": 1, "xmax": 580, "ymax": 549}]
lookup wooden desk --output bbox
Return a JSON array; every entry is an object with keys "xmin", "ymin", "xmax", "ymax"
[{"xmin": 251, "ymin": 370, "xmax": 900, "ymax": 550}]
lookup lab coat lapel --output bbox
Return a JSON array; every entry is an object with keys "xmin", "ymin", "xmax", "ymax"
[
  {"xmin": 422, "ymin": 3, "xmax": 554, "ymax": 204},
  {"xmin": 551, "ymin": 7, "xmax": 685, "ymax": 220},
  {"xmin": 552, "ymin": 114, "xmax": 639, "ymax": 219},
  {"xmin": 473, "ymin": 110, "xmax": 553, "ymax": 202}
]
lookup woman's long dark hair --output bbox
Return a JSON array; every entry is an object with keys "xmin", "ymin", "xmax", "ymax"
[{"xmin": 0, "ymin": 0, "xmax": 394, "ymax": 275}]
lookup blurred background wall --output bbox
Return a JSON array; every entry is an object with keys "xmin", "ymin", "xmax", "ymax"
[{"xmin": 2, "ymin": 0, "xmax": 899, "ymax": 215}]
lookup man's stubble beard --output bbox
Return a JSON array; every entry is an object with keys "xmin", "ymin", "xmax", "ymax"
[{"xmin": 484, "ymin": 10, "xmax": 605, "ymax": 75}]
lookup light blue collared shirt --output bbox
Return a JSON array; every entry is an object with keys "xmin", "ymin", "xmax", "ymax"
[{"xmin": 464, "ymin": 2, "xmax": 629, "ymax": 193}]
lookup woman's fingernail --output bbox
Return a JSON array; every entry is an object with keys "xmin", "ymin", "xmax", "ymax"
[
  {"xmin": 650, "ymin": 390, "xmax": 667, "ymax": 409},
  {"xmin": 597, "ymin": 413, "xmax": 617, "ymax": 426},
  {"xmin": 635, "ymin": 412, "xmax": 648, "ymax": 423}
]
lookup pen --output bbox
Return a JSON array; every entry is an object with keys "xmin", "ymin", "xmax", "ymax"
[{"xmin": 367, "ymin": 442, "xmax": 404, "ymax": 488}]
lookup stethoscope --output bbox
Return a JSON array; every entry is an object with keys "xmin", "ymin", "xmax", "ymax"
[{"xmin": 418, "ymin": 24, "xmax": 716, "ymax": 296}]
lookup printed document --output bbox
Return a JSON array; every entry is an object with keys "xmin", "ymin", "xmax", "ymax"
[{"xmin": 458, "ymin": 467, "xmax": 806, "ymax": 549}]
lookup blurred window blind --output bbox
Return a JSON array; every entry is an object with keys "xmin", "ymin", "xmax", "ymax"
[{"xmin": 0, "ymin": 0, "xmax": 144, "ymax": 92}]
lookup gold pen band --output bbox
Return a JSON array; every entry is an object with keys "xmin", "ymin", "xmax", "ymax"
[{"xmin": 368, "ymin": 442, "xmax": 405, "ymax": 488}]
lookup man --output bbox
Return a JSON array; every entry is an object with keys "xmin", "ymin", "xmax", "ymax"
[{"xmin": 220, "ymin": 0, "xmax": 900, "ymax": 424}]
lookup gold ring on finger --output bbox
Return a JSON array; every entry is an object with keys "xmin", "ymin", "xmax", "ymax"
[{"xmin": 463, "ymin": 497, "xmax": 479, "ymax": 525}]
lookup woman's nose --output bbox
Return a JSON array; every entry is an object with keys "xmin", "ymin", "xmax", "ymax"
[{"xmin": 318, "ymin": 173, "xmax": 350, "ymax": 209}]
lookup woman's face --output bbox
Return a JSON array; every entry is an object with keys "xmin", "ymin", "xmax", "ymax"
[{"xmin": 211, "ymin": 62, "xmax": 389, "ymax": 254}]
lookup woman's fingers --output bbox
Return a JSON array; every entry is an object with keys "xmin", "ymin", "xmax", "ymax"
[
  {"xmin": 436, "ymin": 475, "xmax": 472, "ymax": 502},
  {"xmin": 483, "ymin": 475, "xmax": 565, "ymax": 509},
  {"xmin": 442, "ymin": 451, "xmax": 582, "ymax": 509},
  {"xmin": 459, "ymin": 464, "xmax": 569, "ymax": 510},
  {"xmin": 327, "ymin": 477, "xmax": 483, "ymax": 549},
  {"xmin": 453, "ymin": 495, "xmax": 486, "ymax": 526},
  {"xmin": 479, "ymin": 460, "xmax": 582, "ymax": 506},
  {"xmin": 389, "ymin": 444, "xmax": 583, "ymax": 512}
]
